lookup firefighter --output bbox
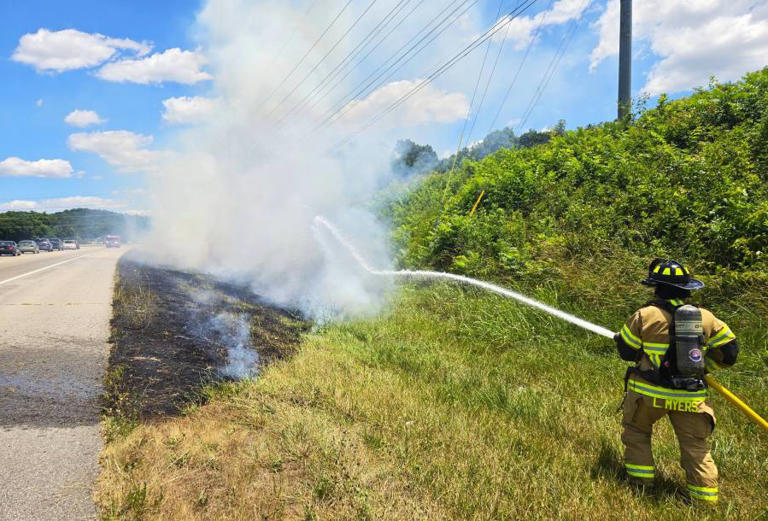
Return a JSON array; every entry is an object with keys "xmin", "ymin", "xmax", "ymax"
[{"xmin": 614, "ymin": 259, "xmax": 739, "ymax": 504}]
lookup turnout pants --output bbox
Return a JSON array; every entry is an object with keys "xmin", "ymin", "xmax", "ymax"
[{"xmin": 621, "ymin": 389, "xmax": 719, "ymax": 503}]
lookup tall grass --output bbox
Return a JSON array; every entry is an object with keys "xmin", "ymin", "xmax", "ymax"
[{"xmin": 98, "ymin": 283, "xmax": 767, "ymax": 520}]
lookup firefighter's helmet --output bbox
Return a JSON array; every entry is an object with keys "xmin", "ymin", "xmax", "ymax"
[{"xmin": 641, "ymin": 258, "xmax": 704, "ymax": 291}]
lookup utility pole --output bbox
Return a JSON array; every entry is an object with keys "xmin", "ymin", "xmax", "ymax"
[{"xmin": 618, "ymin": 0, "xmax": 632, "ymax": 119}]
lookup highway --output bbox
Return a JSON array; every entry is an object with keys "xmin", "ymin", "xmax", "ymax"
[{"xmin": 0, "ymin": 247, "xmax": 123, "ymax": 520}]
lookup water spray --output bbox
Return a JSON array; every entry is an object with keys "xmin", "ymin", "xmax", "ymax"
[
  {"xmin": 314, "ymin": 216, "xmax": 768, "ymax": 434},
  {"xmin": 315, "ymin": 216, "xmax": 615, "ymax": 337}
]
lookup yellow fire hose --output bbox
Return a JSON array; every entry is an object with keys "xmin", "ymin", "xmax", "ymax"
[
  {"xmin": 704, "ymin": 374, "xmax": 768, "ymax": 433},
  {"xmin": 469, "ymin": 190, "xmax": 485, "ymax": 217}
]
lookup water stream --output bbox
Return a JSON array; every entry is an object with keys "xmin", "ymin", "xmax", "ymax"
[{"xmin": 314, "ymin": 215, "xmax": 616, "ymax": 339}]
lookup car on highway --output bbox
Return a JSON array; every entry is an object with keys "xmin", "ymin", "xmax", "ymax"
[
  {"xmin": 35, "ymin": 239, "xmax": 54, "ymax": 252},
  {"xmin": 47, "ymin": 238, "xmax": 63, "ymax": 251},
  {"xmin": 0, "ymin": 241, "xmax": 21, "ymax": 256},
  {"xmin": 62, "ymin": 239, "xmax": 79, "ymax": 250},
  {"xmin": 18, "ymin": 240, "xmax": 40, "ymax": 254},
  {"xmin": 105, "ymin": 235, "xmax": 121, "ymax": 248}
]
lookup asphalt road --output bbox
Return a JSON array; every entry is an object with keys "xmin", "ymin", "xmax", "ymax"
[{"xmin": 0, "ymin": 247, "xmax": 123, "ymax": 520}]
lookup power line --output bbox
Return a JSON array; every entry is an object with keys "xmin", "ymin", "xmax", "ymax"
[
  {"xmin": 517, "ymin": 17, "xmax": 579, "ymax": 132},
  {"xmin": 434, "ymin": 0, "xmax": 506, "ymax": 231},
  {"xmin": 262, "ymin": 0, "xmax": 355, "ymax": 111},
  {"xmin": 302, "ymin": 0, "xmax": 427, "ymax": 116},
  {"xmin": 277, "ymin": 0, "xmax": 415, "ymax": 127},
  {"xmin": 316, "ymin": 0, "xmax": 478, "ymax": 130},
  {"xmin": 347, "ymin": 0, "xmax": 539, "ymax": 132},
  {"xmin": 486, "ymin": 0, "xmax": 552, "ymax": 134},
  {"xmin": 342, "ymin": 0, "xmax": 481, "ymax": 112},
  {"xmin": 268, "ymin": 0, "xmax": 381, "ymax": 119},
  {"xmin": 464, "ymin": 0, "xmax": 511, "ymax": 149},
  {"xmin": 335, "ymin": 0, "xmax": 540, "ymax": 143},
  {"xmin": 445, "ymin": 0, "xmax": 506, "ymax": 180}
]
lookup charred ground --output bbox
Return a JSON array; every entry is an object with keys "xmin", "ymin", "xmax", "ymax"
[{"xmin": 105, "ymin": 257, "xmax": 308, "ymax": 422}]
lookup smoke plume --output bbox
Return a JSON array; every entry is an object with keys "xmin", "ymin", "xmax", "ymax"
[{"xmin": 142, "ymin": 0, "xmax": 433, "ymax": 318}]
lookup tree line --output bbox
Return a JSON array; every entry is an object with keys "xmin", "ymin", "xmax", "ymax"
[{"xmin": 0, "ymin": 208, "xmax": 149, "ymax": 242}]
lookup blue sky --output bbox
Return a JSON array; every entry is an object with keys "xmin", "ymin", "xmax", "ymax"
[
  {"xmin": 1, "ymin": 0, "xmax": 766, "ymax": 214},
  {"xmin": 0, "ymin": 0, "xmax": 205, "ymax": 212}
]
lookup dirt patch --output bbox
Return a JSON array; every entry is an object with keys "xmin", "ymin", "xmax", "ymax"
[{"xmin": 106, "ymin": 257, "xmax": 309, "ymax": 419}]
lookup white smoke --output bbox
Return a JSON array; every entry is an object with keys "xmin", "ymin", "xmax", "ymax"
[
  {"xmin": 209, "ymin": 312, "xmax": 259, "ymax": 378},
  {"xmin": 143, "ymin": 0, "xmax": 425, "ymax": 318}
]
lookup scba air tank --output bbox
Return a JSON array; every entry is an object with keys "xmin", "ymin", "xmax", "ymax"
[{"xmin": 674, "ymin": 305, "xmax": 706, "ymax": 377}]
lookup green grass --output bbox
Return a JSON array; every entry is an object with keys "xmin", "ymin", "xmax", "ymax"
[{"xmin": 99, "ymin": 283, "xmax": 767, "ymax": 520}]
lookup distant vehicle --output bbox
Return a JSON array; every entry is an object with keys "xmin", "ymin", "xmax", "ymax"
[
  {"xmin": 36, "ymin": 239, "xmax": 53, "ymax": 252},
  {"xmin": 0, "ymin": 241, "xmax": 21, "ymax": 256},
  {"xmin": 47, "ymin": 238, "xmax": 63, "ymax": 251},
  {"xmin": 62, "ymin": 239, "xmax": 79, "ymax": 250},
  {"xmin": 105, "ymin": 235, "xmax": 121, "ymax": 248},
  {"xmin": 18, "ymin": 240, "xmax": 40, "ymax": 254}
]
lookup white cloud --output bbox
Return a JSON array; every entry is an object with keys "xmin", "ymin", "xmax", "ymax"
[
  {"xmin": 68, "ymin": 130, "xmax": 160, "ymax": 172},
  {"xmin": 590, "ymin": 0, "xmax": 768, "ymax": 95},
  {"xmin": 64, "ymin": 109, "xmax": 106, "ymax": 127},
  {"xmin": 0, "ymin": 157, "xmax": 73, "ymax": 178},
  {"xmin": 96, "ymin": 48, "xmax": 213, "ymax": 85},
  {"xmin": 36, "ymin": 98, "xmax": 44, "ymax": 107},
  {"xmin": 12, "ymin": 28, "xmax": 150, "ymax": 72},
  {"xmin": 339, "ymin": 80, "xmax": 469, "ymax": 127},
  {"xmin": 162, "ymin": 96, "xmax": 219, "ymax": 124},
  {"xmin": 0, "ymin": 196, "xmax": 124, "ymax": 212},
  {"xmin": 496, "ymin": 0, "xmax": 591, "ymax": 49}
]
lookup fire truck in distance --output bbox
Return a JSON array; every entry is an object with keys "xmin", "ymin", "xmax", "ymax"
[{"xmin": 105, "ymin": 235, "xmax": 121, "ymax": 248}]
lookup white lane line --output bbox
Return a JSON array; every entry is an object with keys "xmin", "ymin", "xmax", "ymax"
[{"xmin": 0, "ymin": 255, "xmax": 90, "ymax": 286}]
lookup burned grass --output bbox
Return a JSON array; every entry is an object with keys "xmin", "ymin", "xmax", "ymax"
[{"xmin": 105, "ymin": 257, "xmax": 308, "ymax": 424}]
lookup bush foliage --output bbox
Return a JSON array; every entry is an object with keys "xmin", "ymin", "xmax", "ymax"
[{"xmin": 386, "ymin": 69, "xmax": 768, "ymax": 319}]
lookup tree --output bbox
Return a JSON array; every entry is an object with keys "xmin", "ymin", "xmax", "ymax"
[
  {"xmin": 391, "ymin": 139, "xmax": 438, "ymax": 178},
  {"xmin": 471, "ymin": 127, "xmax": 518, "ymax": 159}
]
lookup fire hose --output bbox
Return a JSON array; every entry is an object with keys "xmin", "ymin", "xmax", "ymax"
[{"xmin": 315, "ymin": 216, "xmax": 768, "ymax": 434}]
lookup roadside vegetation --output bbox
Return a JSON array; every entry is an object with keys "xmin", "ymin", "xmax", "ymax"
[
  {"xmin": 98, "ymin": 70, "xmax": 768, "ymax": 520},
  {"xmin": 98, "ymin": 284, "xmax": 766, "ymax": 520}
]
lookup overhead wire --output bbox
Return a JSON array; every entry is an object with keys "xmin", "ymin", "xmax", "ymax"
[
  {"xmin": 276, "ymin": 0, "xmax": 415, "ymax": 127},
  {"xmin": 464, "ymin": 0, "xmax": 515, "ymax": 151},
  {"xmin": 262, "ymin": 0, "xmax": 355, "ymax": 111},
  {"xmin": 316, "ymin": 0, "xmax": 479, "ymax": 130},
  {"xmin": 486, "ymin": 0, "xmax": 552, "ymax": 133},
  {"xmin": 341, "ymin": 0, "xmax": 481, "ymax": 111},
  {"xmin": 517, "ymin": 15, "xmax": 580, "ymax": 132},
  {"xmin": 443, "ymin": 0, "xmax": 507, "ymax": 182},
  {"xmin": 302, "ymin": 0, "xmax": 427, "ymax": 116},
  {"xmin": 333, "ymin": 0, "xmax": 540, "ymax": 143},
  {"xmin": 341, "ymin": 0, "xmax": 540, "ymax": 138},
  {"xmin": 268, "ymin": 0, "xmax": 380, "ymax": 119}
]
